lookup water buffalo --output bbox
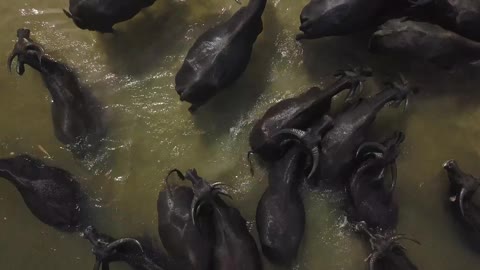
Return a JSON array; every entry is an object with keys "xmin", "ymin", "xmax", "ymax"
[
  {"xmin": 297, "ymin": 0, "xmax": 386, "ymax": 40},
  {"xmin": 63, "ymin": 0, "xmax": 156, "ymax": 33},
  {"xmin": 0, "ymin": 155, "xmax": 82, "ymax": 231},
  {"xmin": 410, "ymin": 0, "xmax": 480, "ymax": 41},
  {"xmin": 276, "ymin": 77, "xmax": 414, "ymax": 187},
  {"xmin": 256, "ymin": 147, "xmax": 306, "ymax": 265},
  {"xmin": 8, "ymin": 29, "xmax": 107, "ymax": 158},
  {"xmin": 175, "ymin": 0, "xmax": 267, "ymax": 112},
  {"xmin": 157, "ymin": 170, "xmax": 213, "ymax": 270},
  {"xmin": 443, "ymin": 160, "xmax": 480, "ymax": 232},
  {"xmin": 370, "ymin": 18, "xmax": 480, "ymax": 68},
  {"xmin": 249, "ymin": 67, "xmax": 372, "ymax": 163},
  {"xmin": 180, "ymin": 169, "xmax": 263, "ymax": 270},
  {"xmin": 355, "ymin": 222, "xmax": 419, "ymax": 270},
  {"xmin": 348, "ymin": 132, "xmax": 404, "ymax": 232},
  {"xmin": 355, "ymin": 222, "xmax": 420, "ymax": 270},
  {"xmin": 82, "ymin": 226, "xmax": 169, "ymax": 270}
]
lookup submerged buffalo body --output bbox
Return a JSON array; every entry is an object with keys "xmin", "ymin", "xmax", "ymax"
[
  {"xmin": 348, "ymin": 132, "xmax": 404, "ymax": 231},
  {"xmin": 175, "ymin": 0, "xmax": 267, "ymax": 112},
  {"xmin": 370, "ymin": 19, "xmax": 480, "ymax": 68},
  {"xmin": 178, "ymin": 169, "xmax": 263, "ymax": 270},
  {"xmin": 157, "ymin": 170, "xmax": 213, "ymax": 270},
  {"xmin": 297, "ymin": 0, "xmax": 385, "ymax": 40},
  {"xmin": 443, "ymin": 160, "xmax": 480, "ymax": 238},
  {"xmin": 0, "ymin": 155, "xmax": 82, "ymax": 231},
  {"xmin": 256, "ymin": 147, "xmax": 306, "ymax": 265},
  {"xmin": 83, "ymin": 226, "xmax": 168, "ymax": 270},
  {"xmin": 64, "ymin": 0, "xmax": 156, "ymax": 33},
  {"xmin": 249, "ymin": 68, "xmax": 371, "ymax": 162},
  {"xmin": 355, "ymin": 222, "xmax": 419, "ymax": 270},
  {"xmin": 412, "ymin": 0, "xmax": 480, "ymax": 41},
  {"xmin": 8, "ymin": 29, "xmax": 107, "ymax": 158},
  {"xmin": 279, "ymin": 79, "xmax": 413, "ymax": 187}
]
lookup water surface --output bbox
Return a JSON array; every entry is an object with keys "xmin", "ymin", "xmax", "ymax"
[{"xmin": 1, "ymin": 0, "xmax": 480, "ymax": 269}]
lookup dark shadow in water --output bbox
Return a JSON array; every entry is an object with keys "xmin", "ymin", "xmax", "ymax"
[
  {"xmin": 191, "ymin": 4, "xmax": 281, "ymax": 142},
  {"xmin": 300, "ymin": 29, "xmax": 375, "ymax": 82},
  {"xmin": 368, "ymin": 52, "xmax": 480, "ymax": 112},
  {"xmin": 95, "ymin": 0, "xmax": 223, "ymax": 77}
]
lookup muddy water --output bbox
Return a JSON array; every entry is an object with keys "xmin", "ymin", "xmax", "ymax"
[{"xmin": 1, "ymin": 0, "xmax": 480, "ymax": 269}]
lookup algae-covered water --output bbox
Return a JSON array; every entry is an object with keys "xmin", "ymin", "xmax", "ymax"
[{"xmin": 1, "ymin": 0, "xmax": 480, "ymax": 269}]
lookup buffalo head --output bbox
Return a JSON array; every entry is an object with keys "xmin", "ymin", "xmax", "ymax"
[{"xmin": 7, "ymin": 28, "xmax": 45, "ymax": 75}]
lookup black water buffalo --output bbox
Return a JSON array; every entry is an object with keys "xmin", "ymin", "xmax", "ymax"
[
  {"xmin": 82, "ymin": 226, "xmax": 170, "ymax": 270},
  {"xmin": 443, "ymin": 160, "xmax": 480, "ymax": 232},
  {"xmin": 348, "ymin": 132, "xmax": 404, "ymax": 232},
  {"xmin": 0, "ymin": 155, "xmax": 82, "ymax": 231},
  {"xmin": 157, "ymin": 170, "xmax": 213, "ymax": 270},
  {"xmin": 63, "ymin": 0, "xmax": 156, "ymax": 33},
  {"xmin": 276, "ymin": 77, "xmax": 414, "ymax": 187},
  {"xmin": 411, "ymin": 0, "xmax": 480, "ymax": 41},
  {"xmin": 370, "ymin": 18, "xmax": 480, "ymax": 68},
  {"xmin": 249, "ymin": 67, "xmax": 371, "ymax": 163},
  {"xmin": 355, "ymin": 222, "xmax": 419, "ymax": 270},
  {"xmin": 175, "ymin": 0, "xmax": 267, "ymax": 112},
  {"xmin": 297, "ymin": 0, "xmax": 386, "ymax": 40},
  {"xmin": 8, "ymin": 29, "xmax": 107, "ymax": 158},
  {"xmin": 180, "ymin": 169, "xmax": 263, "ymax": 270},
  {"xmin": 256, "ymin": 147, "xmax": 306, "ymax": 265}
]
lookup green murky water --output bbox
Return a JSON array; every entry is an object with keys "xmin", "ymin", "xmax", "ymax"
[{"xmin": 1, "ymin": 0, "xmax": 480, "ymax": 269}]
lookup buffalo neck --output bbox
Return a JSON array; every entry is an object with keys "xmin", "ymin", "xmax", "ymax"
[
  {"xmin": 363, "ymin": 86, "xmax": 406, "ymax": 114},
  {"xmin": 270, "ymin": 149, "xmax": 304, "ymax": 188},
  {"xmin": 0, "ymin": 158, "xmax": 28, "ymax": 188},
  {"xmin": 30, "ymin": 55, "xmax": 86, "ymax": 107},
  {"xmin": 246, "ymin": 0, "xmax": 267, "ymax": 19},
  {"xmin": 210, "ymin": 200, "xmax": 237, "ymax": 241},
  {"xmin": 20, "ymin": 52, "xmax": 44, "ymax": 73},
  {"xmin": 326, "ymin": 77, "xmax": 357, "ymax": 98}
]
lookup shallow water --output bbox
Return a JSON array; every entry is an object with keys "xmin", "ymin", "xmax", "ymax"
[{"xmin": 1, "ymin": 0, "xmax": 480, "ymax": 269}]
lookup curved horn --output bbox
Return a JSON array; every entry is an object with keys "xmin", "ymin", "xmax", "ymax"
[
  {"xmin": 391, "ymin": 235, "xmax": 421, "ymax": 245},
  {"xmin": 273, "ymin": 128, "xmax": 320, "ymax": 174},
  {"xmin": 247, "ymin": 151, "xmax": 255, "ymax": 176},
  {"xmin": 388, "ymin": 163, "xmax": 397, "ymax": 194},
  {"xmin": 63, "ymin": 9, "xmax": 73, "ymax": 19},
  {"xmin": 212, "ymin": 182, "xmax": 231, "ymax": 189},
  {"xmin": 7, "ymin": 50, "xmax": 18, "ymax": 73},
  {"xmin": 356, "ymin": 142, "xmax": 386, "ymax": 160},
  {"xmin": 307, "ymin": 146, "xmax": 320, "ymax": 179},
  {"xmin": 213, "ymin": 187, "xmax": 233, "ymax": 200},
  {"xmin": 104, "ymin": 238, "xmax": 144, "ymax": 254},
  {"xmin": 192, "ymin": 198, "xmax": 206, "ymax": 227},
  {"xmin": 459, "ymin": 188, "xmax": 468, "ymax": 218},
  {"xmin": 349, "ymin": 81, "xmax": 363, "ymax": 103}
]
